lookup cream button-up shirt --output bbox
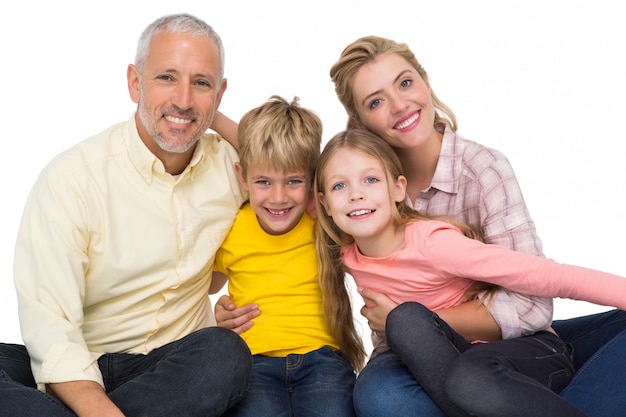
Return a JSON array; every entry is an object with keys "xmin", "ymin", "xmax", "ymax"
[{"xmin": 14, "ymin": 115, "xmax": 245, "ymax": 390}]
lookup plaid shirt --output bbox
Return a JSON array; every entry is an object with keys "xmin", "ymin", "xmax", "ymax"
[{"xmin": 409, "ymin": 127, "xmax": 553, "ymax": 338}]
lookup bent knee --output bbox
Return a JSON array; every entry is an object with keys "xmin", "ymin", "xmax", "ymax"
[{"xmin": 387, "ymin": 302, "xmax": 432, "ymax": 340}]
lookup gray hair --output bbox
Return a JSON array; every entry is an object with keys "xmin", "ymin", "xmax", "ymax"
[{"xmin": 135, "ymin": 13, "xmax": 225, "ymax": 80}]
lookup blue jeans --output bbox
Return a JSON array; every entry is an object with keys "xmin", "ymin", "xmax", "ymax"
[
  {"xmin": 556, "ymin": 309, "xmax": 626, "ymax": 415},
  {"xmin": 355, "ymin": 304, "xmax": 626, "ymax": 417},
  {"xmin": 224, "ymin": 346, "xmax": 356, "ymax": 417},
  {"xmin": 0, "ymin": 327, "xmax": 252, "ymax": 417},
  {"xmin": 385, "ymin": 302, "xmax": 581, "ymax": 417}
]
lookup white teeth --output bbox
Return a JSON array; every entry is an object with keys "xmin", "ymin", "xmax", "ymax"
[
  {"xmin": 349, "ymin": 209, "xmax": 373, "ymax": 217},
  {"xmin": 165, "ymin": 115, "xmax": 192, "ymax": 124},
  {"xmin": 268, "ymin": 209, "xmax": 288, "ymax": 215},
  {"xmin": 395, "ymin": 113, "xmax": 419, "ymax": 130}
]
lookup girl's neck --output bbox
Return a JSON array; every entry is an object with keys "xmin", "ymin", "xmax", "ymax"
[
  {"xmin": 396, "ymin": 129, "xmax": 443, "ymax": 202},
  {"xmin": 355, "ymin": 223, "xmax": 406, "ymax": 258}
]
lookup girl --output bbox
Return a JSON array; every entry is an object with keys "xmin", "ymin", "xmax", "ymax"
[
  {"xmin": 329, "ymin": 35, "xmax": 626, "ymax": 417},
  {"xmin": 315, "ymin": 129, "xmax": 626, "ymax": 417}
]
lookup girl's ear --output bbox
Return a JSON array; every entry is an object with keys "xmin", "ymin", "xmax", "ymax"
[
  {"xmin": 393, "ymin": 175, "xmax": 408, "ymax": 203},
  {"xmin": 318, "ymin": 192, "xmax": 332, "ymax": 217},
  {"xmin": 234, "ymin": 162, "xmax": 249, "ymax": 191}
]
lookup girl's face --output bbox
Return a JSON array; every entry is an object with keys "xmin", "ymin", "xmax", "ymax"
[
  {"xmin": 319, "ymin": 147, "xmax": 406, "ymax": 248},
  {"xmin": 351, "ymin": 53, "xmax": 438, "ymax": 150}
]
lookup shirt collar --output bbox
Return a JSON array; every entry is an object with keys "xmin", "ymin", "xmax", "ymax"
[
  {"xmin": 125, "ymin": 114, "xmax": 206, "ymax": 183},
  {"xmin": 429, "ymin": 125, "xmax": 464, "ymax": 194}
]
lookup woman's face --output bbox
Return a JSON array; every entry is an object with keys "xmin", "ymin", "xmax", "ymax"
[{"xmin": 351, "ymin": 53, "xmax": 437, "ymax": 150}]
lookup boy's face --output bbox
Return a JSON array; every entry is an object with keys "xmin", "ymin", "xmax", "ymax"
[{"xmin": 235, "ymin": 162, "xmax": 311, "ymax": 235}]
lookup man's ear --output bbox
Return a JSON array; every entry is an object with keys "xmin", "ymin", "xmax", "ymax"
[
  {"xmin": 127, "ymin": 64, "xmax": 140, "ymax": 104},
  {"xmin": 215, "ymin": 77, "xmax": 227, "ymax": 109},
  {"xmin": 234, "ymin": 162, "xmax": 249, "ymax": 190}
]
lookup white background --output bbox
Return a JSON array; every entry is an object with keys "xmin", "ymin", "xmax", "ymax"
[{"xmin": 1, "ymin": 1, "xmax": 625, "ymax": 352}]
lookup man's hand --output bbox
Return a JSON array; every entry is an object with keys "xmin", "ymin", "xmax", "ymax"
[
  {"xmin": 48, "ymin": 380, "xmax": 126, "ymax": 417},
  {"xmin": 358, "ymin": 287, "xmax": 398, "ymax": 333},
  {"xmin": 214, "ymin": 295, "xmax": 260, "ymax": 334}
]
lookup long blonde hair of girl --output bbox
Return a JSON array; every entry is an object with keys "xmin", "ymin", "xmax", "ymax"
[{"xmin": 315, "ymin": 130, "xmax": 495, "ymax": 367}]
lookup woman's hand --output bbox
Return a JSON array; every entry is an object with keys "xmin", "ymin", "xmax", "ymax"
[{"xmin": 358, "ymin": 287, "xmax": 398, "ymax": 333}]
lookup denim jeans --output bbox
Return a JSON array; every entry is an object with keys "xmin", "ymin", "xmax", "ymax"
[
  {"xmin": 354, "ymin": 306, "xmax": 626, "ymax": 417},
  {"xmin": 556, "ymin": 309, "xmax": 626, "ymax": 415},
  {"xmin": 386, "ymin": 302, "xmax": 582, "ymax": 417},
  {"xmin": 224, "ymin": 346, "xmax": 356, "ymax": 417},
  {"xmin": 0, "ymin": 327, "xmax": 252, "ymax": 417}
]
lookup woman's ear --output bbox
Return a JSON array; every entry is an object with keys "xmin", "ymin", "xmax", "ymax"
[{"xmin": 347, "ymin": 117, "xmax": 366, "ymax": 130}]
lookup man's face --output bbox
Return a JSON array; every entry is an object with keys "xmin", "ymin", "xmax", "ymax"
[{"xmin": 128, "ymin": 30, "xmax": 226, "ymax": 159}]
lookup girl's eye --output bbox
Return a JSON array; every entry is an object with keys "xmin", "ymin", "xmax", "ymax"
[
  {"xmin": 331, "ymin": 182, "xmax": 346, "ymax": 191},
  {"xmin": 369, "ymin": 98, "xmax": 381, "ymax": 109},
  {"xmin": 366, "ymin": 177, "xmax": 378, "ymax": 184},
  {"xmin": 400, "ymin": 79, "xmax": 411, "ymax": 88}
]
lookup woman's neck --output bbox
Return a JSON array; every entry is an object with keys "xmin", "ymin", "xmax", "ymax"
[{"xmin": 396, "ymin": 129, "xmax": 443, "ymax": 202}]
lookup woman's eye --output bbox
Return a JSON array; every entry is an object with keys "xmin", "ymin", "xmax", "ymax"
[
  {"xmin": 369, "ymin": 98, "xmax": 381, "ymax": 109},
  {"xmin": 400, "ymin": 79, "xmax": 411, "ymax": 88}
]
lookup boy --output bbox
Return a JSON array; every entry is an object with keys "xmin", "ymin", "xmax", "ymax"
[{"xmin": 210, "ymin": 96, "xmax": 359, "ymax": 417}]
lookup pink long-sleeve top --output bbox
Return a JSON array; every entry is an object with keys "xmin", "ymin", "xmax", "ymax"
[{"xmin": 342, "ymin": 220, "xmax": 626, "ymax": 312}]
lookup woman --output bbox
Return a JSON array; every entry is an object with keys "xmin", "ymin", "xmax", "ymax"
[{"xmin": 329, "ymin": 35, "xmax": 626, "ymax": 417}]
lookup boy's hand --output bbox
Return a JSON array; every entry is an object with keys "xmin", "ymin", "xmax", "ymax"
[{"xmin": 215, "ymin": 295, "xmax": 260, "ymax": 334}]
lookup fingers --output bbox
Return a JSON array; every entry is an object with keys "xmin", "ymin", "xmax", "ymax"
[
  {"xmin": 215, "ymin": 295, "xmax": 235, "ymax": 311},
  {"xmin": 215, "ymin": 301, "xmax": 260, "ymax": 335}
]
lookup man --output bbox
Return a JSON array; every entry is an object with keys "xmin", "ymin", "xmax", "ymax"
[{"xmin": 0, "ymin": 13, "xmax": 251, "ymax": 417}]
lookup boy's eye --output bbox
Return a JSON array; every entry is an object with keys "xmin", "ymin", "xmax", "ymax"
[
  {"xmin": 255, "ymin": 179, "xmax": 270, "ymax": 186},
  {"xmin": 287, "ymin": 179, "xmax": 304, "ymax": 186}
]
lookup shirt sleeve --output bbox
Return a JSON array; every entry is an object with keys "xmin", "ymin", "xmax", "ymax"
[
  {"xmin": 476, "ymin": 155, "xmax": 553, "ymax": 337},
  {"xmin": 14, "ymin": 165, "xmax": 103, "ymax": 390},
  {"xmin": 424, "ymin": 225, "xmax": 626, "ymax": 311}
]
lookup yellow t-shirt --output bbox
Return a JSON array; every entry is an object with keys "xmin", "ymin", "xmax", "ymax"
[{"xmin": 215, "ymin": 203, "xmax": 337, "ymax": 356}]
